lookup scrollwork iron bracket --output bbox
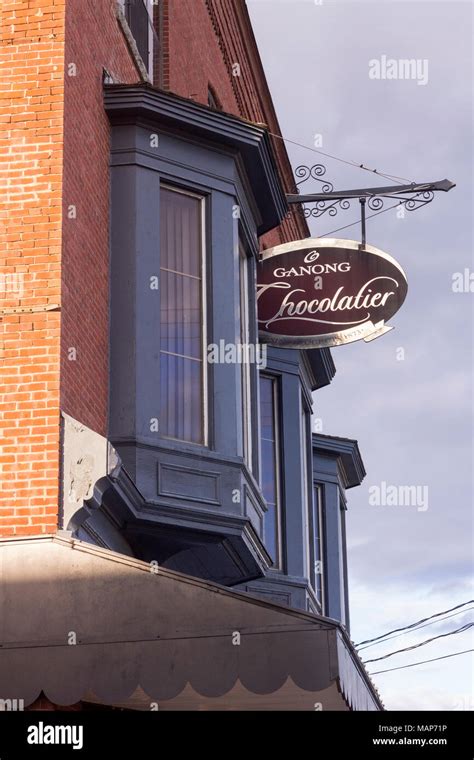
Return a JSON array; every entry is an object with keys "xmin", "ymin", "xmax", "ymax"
[{"xmin": 288, "ymin": 166, "xmax": 455, "ymax": 245}]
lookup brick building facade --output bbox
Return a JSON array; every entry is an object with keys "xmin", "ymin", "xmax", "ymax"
[
  {"xmin": 1, "ymin": 0, "xmax": 305, "ymax": 534},
  {"xmin": 0, "ymin": 1, "xmax": 381, "ymax": 711}
]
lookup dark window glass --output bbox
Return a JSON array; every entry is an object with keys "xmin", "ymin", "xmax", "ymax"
[
  {"xmin": 125, "ymin": 0, "xmax": 149, "ymax": 68},
  {"xmin": 259, "ymin": 375, "xmax": 281, "ymax": 568},
  {"xmin": 160, "ymin": 187, "xmax": 204, "ymax": 444}
]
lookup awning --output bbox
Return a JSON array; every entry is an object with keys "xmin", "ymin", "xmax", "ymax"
[{"xmin": 0, "ymin": 536, "xmax": 382, "ymax": 710}]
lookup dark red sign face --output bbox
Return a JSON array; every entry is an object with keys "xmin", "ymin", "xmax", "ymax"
[{"xmin": 257, "ymin": 238, "xmax": 408, "ymax": 348}]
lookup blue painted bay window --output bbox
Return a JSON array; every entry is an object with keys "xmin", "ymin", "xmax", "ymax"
[
  {"xmin": 237, "ymin": 347, "xmax": 336, "ymax": 610},
  {"xmin": 104, "ymin": 84, "xmax": 289, "ymax": 585},
  {"xmin": 311, "ymin": 434, "xmax": 366, "ymax": 629},
  {"xmin": 87, "ymin": 85, "xmax": 357, "ymax": 613}
]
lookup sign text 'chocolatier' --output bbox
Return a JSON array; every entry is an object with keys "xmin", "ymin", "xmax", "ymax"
[{"xmin": 257, "ymin": 238, "xmax": 408, "ymax": 349}]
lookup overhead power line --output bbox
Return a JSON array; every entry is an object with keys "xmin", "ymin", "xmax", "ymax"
[
  {"xmin": 355, "ymin": 600, "xmax": 474, "ymax": 648},
  {"xmin": 363, "ymin": 623, "xmax": 474, "ymax": 665},
  {"xmin": 358, "ymin": 607, "xmax": 474, "ymax": 652},
  {"xmin": 268, "ymin": 131, "xmax": 414, "ymax": 184},
  {"xmin": 369, "ymin": 648, "xmax": 474, "ymax": 676}
]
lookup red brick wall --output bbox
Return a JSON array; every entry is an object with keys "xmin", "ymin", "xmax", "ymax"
[
  {"xmin": 162, "ymin": 0, "xmax": 308, "ymax": 248},
  {"xmin": 166, "ymin": 0, "xmax": 240, "ymax": 113},
  {"xmin": 0, "ymin": 0, "xmax": 304, "ymax": 539},
  {"xmin": 0, "ymin": 1, "xmax": 140, "ymax": 538},
  {"xmin": 61, "ymin": 0, "xmax": 140, "ymax": 436},
  {"xmin": 0, "ymin": 0, "xmax": 65, "ymax": 537}
]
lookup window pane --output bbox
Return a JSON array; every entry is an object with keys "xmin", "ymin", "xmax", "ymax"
[
  {"xmin": 260, "ymin": 377, "xmax": 274, "ymax": 441},
  {"xmin": 264, "ymin": 503, "xmax": 277, "ymax": 563},
  {"xmin": 125, "ymin": 0, "xmax": 149, "ymax": 69},
  {"xmin": 259, "ymin": 375, "xmax": 281, "ymax": 568},
  {"xmin": 160, "ymin": 270, "xmax": 201, "ymax": 358},
  {"xmin": 160, "ymin": 354, "xmax": 203, "ymax": 443},
  {"xmin": 312, "ymin": 485, "xmax": 324, "ymax": 605},
  {"xmin": 160, "ymin": 187, "xmax": 204, "ymax": 444},
  {"xmin": 312, "ymin": 488, "xmax": 319, "ymax": 547},
  {"xmin": 301, "ymin": 402, "xmax": 310, "ymax": 579},
  {"xmin": 160, "ymin": 189, "xmax": 201, "ymax": 276},
  {"xmin": 240, "ymin": 247, "xmax": 252, "ymax": 468},
  {"xmin": 260, "ymin": 439, "xmax": 276, "ymax": 504}
]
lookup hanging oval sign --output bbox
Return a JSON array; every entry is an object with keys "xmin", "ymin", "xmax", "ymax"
[{"xmin": 257, "ymin": 238, "xmax": 408, "ymax": 348}]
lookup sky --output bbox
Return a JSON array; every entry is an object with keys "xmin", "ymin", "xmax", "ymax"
[{"xmin": 248, "ymin": 0, "xmax": 473, "ymax": 710}]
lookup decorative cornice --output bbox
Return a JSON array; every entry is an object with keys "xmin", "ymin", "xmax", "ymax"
[
  {"xmin": 104, "ymin": 83, "xmax": 288, "ymax": 235},
  {"xmin": 312, "ymin": 433, "xmax": 366, "ymax": 489}
]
